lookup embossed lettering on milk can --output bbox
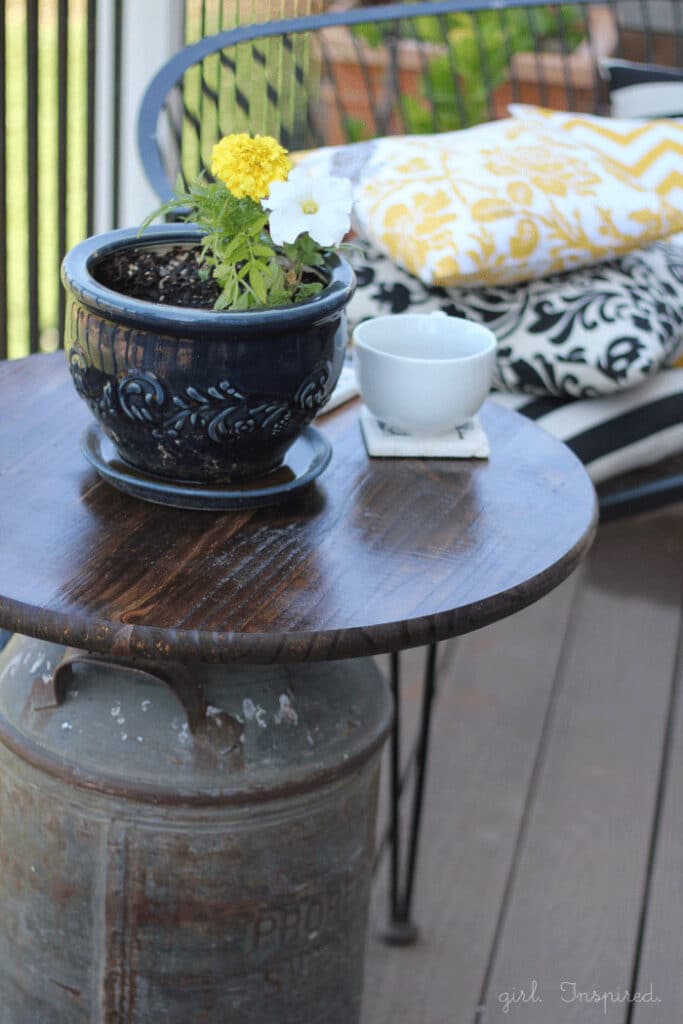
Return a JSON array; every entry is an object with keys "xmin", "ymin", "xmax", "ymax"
[{"xmin": 0, "ymin": 635, "xmax": 392, "ymax": 1023}]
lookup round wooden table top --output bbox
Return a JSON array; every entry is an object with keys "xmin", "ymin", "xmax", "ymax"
[{"xmin": 0, "ymin": 353, "xmax": 597, "ymax": 664}]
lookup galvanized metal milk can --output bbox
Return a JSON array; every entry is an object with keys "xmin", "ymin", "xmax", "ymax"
[{"xmin": 0, "ymin": 634, "xmax": 392, "ymax": 1024}]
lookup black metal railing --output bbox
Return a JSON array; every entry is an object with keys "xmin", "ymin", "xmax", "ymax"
[
  {"xmin": 4, "ymin": 0, "xmax": 683, "ymax": 360},
  {"xmin": 1, "ymin": 0, "xmax": 301, "ymax": 360},
  {"xmin": 139, "ymin": 0, "xmax": 683, "ymax": 203},
  {"xmin": 1, "ymin": 0, "xmax": 123, "ymax": 360}
]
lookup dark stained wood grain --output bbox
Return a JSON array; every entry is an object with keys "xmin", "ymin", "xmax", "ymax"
[{"xmin": 0, "ymin": 353, "xmax": 597, "ymax": 663}]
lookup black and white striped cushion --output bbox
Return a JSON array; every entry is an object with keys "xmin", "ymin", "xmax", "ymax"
[
  {"xmin": 490, "ymin": 373, "xmax": 683, "ymax": 484},
  {"xmin": 600, "ymin": 59, "xmax": 683, "ymax": 119}
]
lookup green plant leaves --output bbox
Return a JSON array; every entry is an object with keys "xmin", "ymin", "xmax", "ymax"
[{"xmin": 141, "ymin": 179, "xmax": 332, "ymax": 311}]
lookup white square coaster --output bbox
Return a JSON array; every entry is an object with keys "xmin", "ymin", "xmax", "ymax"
[{"xmin": 359, "ymin": 406, "xmax": 490, "ymax": 459}]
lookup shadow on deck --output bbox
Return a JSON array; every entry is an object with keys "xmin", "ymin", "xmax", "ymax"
[{"xmin": 365, "ymin": 505, "xmax": 683, "ymax": 1024}]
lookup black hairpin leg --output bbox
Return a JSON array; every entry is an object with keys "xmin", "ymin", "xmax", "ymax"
[{"xmin": 380, "ymin": 643, "xmax": 438, "ymax": 946}]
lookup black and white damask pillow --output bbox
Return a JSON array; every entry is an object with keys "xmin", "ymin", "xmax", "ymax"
[{"xmin": 348, "ymin": 240, "xmax": 683, "ymax": 398}]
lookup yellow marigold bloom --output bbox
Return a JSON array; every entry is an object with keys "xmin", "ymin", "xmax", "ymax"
[{"xmin": 211, "ymin": 133, "xmax": 292, "ymax": 201}]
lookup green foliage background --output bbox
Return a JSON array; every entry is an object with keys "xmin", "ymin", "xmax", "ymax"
[{"xmin": 349, "ymin": 4, "xmax": 583, "ymax": 139}]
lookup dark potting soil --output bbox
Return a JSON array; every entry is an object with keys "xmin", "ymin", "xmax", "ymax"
[{"xmin": 96, "ymin": 246, "xmax": 221, "ymax": 309}]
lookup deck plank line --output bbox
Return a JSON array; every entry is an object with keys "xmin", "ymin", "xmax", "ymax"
[
  {"xmin": 473, "ymin": 561, "xmax": 590, "ymax": 1024},
  {"xmin": 625, "ymin": 590, "xmax": 683, "ymax": 1024},
  {"xmin": 480, "ymin": 513, "xmax": 683, "ymax": 1024},
  {"xmin": 363, "ymin": 568, "xmax": 583, "ymax": 1023},
  {"xmin": 630, "ymin": 569, "xmax": 683, "ymax": 1024}
]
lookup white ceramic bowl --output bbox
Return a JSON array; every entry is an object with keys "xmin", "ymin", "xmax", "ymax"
[{"xmin": 353, "ymin": 312, "xmax": 496, "ymax": 435}]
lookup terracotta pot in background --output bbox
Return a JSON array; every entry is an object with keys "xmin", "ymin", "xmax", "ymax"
[
  {"xmin": 491, "ymin": 5, "xmax": 619, "ymax": 116},
  {"xmin": 312, "ymin": 0, "xmax": 443, "ymax": 145},
  {"xmin": 311, "ymin": 2, "xmax": 619, "ymax": 145}
]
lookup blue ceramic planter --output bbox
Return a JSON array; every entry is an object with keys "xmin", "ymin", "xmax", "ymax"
[{"xmin": 61, "ymin": 225, "xmax": 355, "ymax": 483}]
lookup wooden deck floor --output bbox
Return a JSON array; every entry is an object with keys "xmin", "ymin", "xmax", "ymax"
[{"xmin": 363, "ymin": 506, "xmax": 683, "ymax": 1024}]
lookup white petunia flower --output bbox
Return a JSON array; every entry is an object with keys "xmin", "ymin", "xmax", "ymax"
[{"xmin": 262, "ymin": 169, "xmax": 353, "ymax": 247}]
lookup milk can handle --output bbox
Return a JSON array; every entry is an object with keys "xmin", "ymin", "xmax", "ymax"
[{"xmin": 31, "ymin": 649, "xmax": 236, "ymax": 739}]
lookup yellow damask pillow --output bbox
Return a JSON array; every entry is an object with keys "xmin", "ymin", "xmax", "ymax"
[
  {"xmin": 509, "ymin": 103, "xmax": 683, "ymax": 209},
  {"xmin": 351, "ymin": 119, "xmax": 683, "ymax": 288}
]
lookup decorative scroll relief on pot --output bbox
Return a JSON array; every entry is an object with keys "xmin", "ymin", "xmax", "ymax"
[{"xmin": 67, "ymin": 310, "xmax": 335, "ymax": 447}]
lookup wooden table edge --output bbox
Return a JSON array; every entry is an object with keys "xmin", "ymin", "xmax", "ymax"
[{"xmin": 0, "ymin": 497, "xmax": 598, "ymax": 664}]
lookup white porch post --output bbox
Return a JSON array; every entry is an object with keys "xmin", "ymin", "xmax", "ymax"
[{"xmin": 95, "ymin": 0, "xmax": 185, "ymax": 233}]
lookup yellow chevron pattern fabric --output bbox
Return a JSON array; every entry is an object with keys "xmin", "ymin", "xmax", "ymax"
[
  {"xmin": 352, "ymin": 120, "xmax": 683, "ymax": 288},
  {"xmin": 510, "ymin": 104, "xmax": 683, "ymax": 210}
]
